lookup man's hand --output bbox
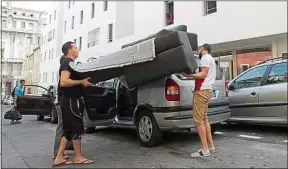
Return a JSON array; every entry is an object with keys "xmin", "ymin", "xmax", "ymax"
[
  {"xmin": 181, "ymin": 72, "xmax": 195, "ymax": 78},
  {"xmin": 82, "ymin": 77, "xmax": 93, "ymax": 87}
]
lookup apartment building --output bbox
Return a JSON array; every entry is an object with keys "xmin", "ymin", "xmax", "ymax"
[
  {"xmin": 1, "ymin": 2, "xmax": 45, "ymax": 96},
  {"xmin": 39, "ymin": 1, "xmax": 287, "ymax": 86}
]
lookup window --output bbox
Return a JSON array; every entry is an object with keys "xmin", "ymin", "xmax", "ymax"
[
  {"xmin": 44, "ymin": 51, "xmax": 47, "ymax": 61},
  {"xmin": 80, "ymin": 10, "xmax": 83, "ymax": 24},
  {"xmin": 79, "ymin": 37, "xmax": 82, "ymax": 51},
  {"xmin": 165, "ymin": 1, "xmax": 174, "ymax": 26},
  {"xmin": 241, "ymin": 64, "xmax": 249, "ymax": 73},
  {"xmin": 12, "ymin": 21, "xmax": 17, "ymax": 28},
  {"xmin": 48, "ymin": 30, "xmax": 53, "ymax": 42},
  {"xmin": 204, "ymin": 1, "xmax": 217, "ymax": 15},
  {"xmin": 28, "ymin": 37, "xmax": 33, "ymax": 44},
  {"xmin": 1, "ymin": 48, "xmax": 4, "ymax": 58},
  {"xmin": 2, "ymin": 20, "xmax": 7, "ymax": 28},
  {"xmin": 28, "ymin": 23, "xmax": 34, "ymax": 30},
  {"xmin": 108, "ymin": 24, "xmax": 113, "ymax": 43},
  {"xmin": 51, "ymin": 48, "xmax": 54, "ymax": 59},
  {"xmin": 49, "ymin": 50, "xmax": 51, "ymax": 59},
  {"xmin": 266, "ymin": 63, "xmax": 288, "ymax": 85},
  {"xmin": 91, "ymin": 3, "xmax": 95, "ymax": 18},
  {"xmin": 233, "ymin": 65, "xmax": 268, "ymax": 89},
  {"xmin": 64, "ymin": 21, "xmax": 67, "ymax": 33},
  {"xmin": 54, "ymin": 10, "xmax": 56, "ymax": 20},
  {"xmin": 52, "ymin": 72, "xmax": 55, "ymax": 83},
  {"xmin": 104, "ymin": 1, "xmax": 108, "ymax": 11},
  {"xmin": 22, "ymin": 13, "xmax": 26, "ymax": 16},
  {"xmin": 38, "ymin": 37, "xmax": 41, "ymax": 45},
  {"xmin": 12, "ymin": 34, "xmax": 16, "ymax": 43},
  {"xmin": 21, "ymin": 22, "xmax": 26, "ymax": 29},
  {"xmin": 88, "ymin": 28, "xmax": 100, "ymax": 48},
  {"xmin": 68, "ymin": 1, "xmax": 71, "ymax": 9},
  {"xmin": 49, "ymin": 14, "xmax": 52, "ymax": 24},
  {"xmin": 53, "ymin": 29, "xmax": 55, "ymax": 39},
  {"xmin": 71, "ymin": 16, "xmax": 75, "ymax": 29}
]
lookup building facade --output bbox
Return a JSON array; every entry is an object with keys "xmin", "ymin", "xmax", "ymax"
[
  {"xmin": 1, "ymin": 2, "xmax": 45, "ymax": 97},
  {"xmin": 39, "ymin": 1, "xmax": 287, "ymax": 86}
]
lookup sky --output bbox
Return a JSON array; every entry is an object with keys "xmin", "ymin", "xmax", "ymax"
[{"xmin": 9, "ymin": 1, "xmax": 53, "ymax": 12}]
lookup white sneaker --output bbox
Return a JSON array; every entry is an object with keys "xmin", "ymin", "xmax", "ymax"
[
  {"xmin": 190, "ymin": 149, "xmax": 211, "ymax": 157},
  {"xmin": 209, "ymin": 147, "xmax": 216, "ymax": 153}
]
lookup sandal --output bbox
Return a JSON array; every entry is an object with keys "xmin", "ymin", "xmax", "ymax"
[
  {"xmin": 53, "ymin": 155, "xmax": 69, "ymax": 160},
  {"xmin": 73, "ymin": 159, "xmax": 94, "ymax": 165},
  {"xmin": 52, "ymin": 160, "xmax": 72, "ymax": 167}
]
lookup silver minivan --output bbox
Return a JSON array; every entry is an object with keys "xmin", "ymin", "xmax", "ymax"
[
  {"xmin": 228, "ymin": 58, "xmax": 287, "ymax": 126},
  {"xmin": 83, "ymin": 56, "xmax": 231, "ymax": 147}
]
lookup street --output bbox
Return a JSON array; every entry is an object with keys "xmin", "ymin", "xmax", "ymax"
[{"xmin": 1, "ymin": 105, "xmax": 287, "ymax": 168}]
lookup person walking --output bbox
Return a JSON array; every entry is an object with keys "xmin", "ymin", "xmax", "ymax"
[
  {"xmin": 182, "ymin": 44, "xmax": 216, "ymax": 157},
  {"xmin": 53, "ymin": 55, "xmax": 74, "ymax": 160},
  {"xmin": 12, "ymin": 79, "xmax": 25, "ymax": 124},
  {"xmin": 53, "ymin": 42, "xmax": 93, "ymax": 167}
]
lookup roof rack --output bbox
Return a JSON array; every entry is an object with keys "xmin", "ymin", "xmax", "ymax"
[{"xmin": 257, "ymin": 56, "xmax": 287, "ymax": 65}]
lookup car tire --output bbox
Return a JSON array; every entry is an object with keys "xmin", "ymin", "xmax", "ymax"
[
  {"xmin": 85, "ymin": 127, "xmax": 96, "ymax": 134},
  {"xmin": 136, "ymin": 110, "xmax": 162, "ymax": 147},
  {"xmin": 50, "ymin": 107, "xmax": 58, "ymax": 124},
  {"xmin": 211, "ymin": 123, "xmax": 221, "ymax": 134},
  {"xmin": 37, "ymin": 115, "xmax": 44, "ymax": 121}
]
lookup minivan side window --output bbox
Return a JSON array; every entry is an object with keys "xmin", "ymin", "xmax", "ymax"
[
  {"xmin": 233, "ymin": 65, "xmax": 268, "ymax": 89},
  {"xmin": 266, "ymin": 63, "xmax": 288, "ymax": 85}
]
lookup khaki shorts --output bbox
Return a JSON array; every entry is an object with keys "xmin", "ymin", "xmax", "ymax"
[{"xmin": 193, "ymin": 89, "xmax": 212, "ymax": 127}]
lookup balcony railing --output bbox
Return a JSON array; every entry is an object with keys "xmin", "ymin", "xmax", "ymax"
[
  {"xmin": 166, "ymin": 13, "xmax": 174, "ymax": 25},
  {"xmin": 87, "ymin": 40, "xmax": 99, "ymax": 48}
]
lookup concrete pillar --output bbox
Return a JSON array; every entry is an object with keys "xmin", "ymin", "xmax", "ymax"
[
  {"xmin": 272, "ymin": 37, "xmax": 288, "ymax": 58},
  {"xmin": 232, "ymin": 50, "xmax": 237, "ymax": 78}
]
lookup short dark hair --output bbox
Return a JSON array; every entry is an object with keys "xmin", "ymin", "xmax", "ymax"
[
  {"xmin": 60, "ymin": 55, "xmax": 65, "ymax": 64},
  {"xmin": 62, "ymin": 41, "xmax": 74, "ymax": 56},
  {"xmin": 202, "ymin": 44, "xmax": 211, "ymax": 53},
  {"xmin": 20, "ymin": 79, "xmax": 25, "ymax": 83}
]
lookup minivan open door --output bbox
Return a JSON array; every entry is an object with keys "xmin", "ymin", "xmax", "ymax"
[{"xmin": 82, "ymin": 79, "xmax": 117, "ymax": 129}]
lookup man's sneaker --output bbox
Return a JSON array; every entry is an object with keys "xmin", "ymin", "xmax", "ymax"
[
  {"xmin": 190, "ymin": 149, "xmax": 211, "ymax": 157},
  {"xmin": 209, "ymin": 147, "xmax": 216, "ymax": 153}
]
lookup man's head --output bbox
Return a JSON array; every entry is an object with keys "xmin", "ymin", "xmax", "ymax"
[
  {"xmin": 199, "ymin": 43, "xmax": 211, "ymax": 57},
  {"xmin": 62, "ymin": 41, "xmax": 79, "ymax": 59},
  {"xmin": 19, "ymin": 79, "xmax": 25, "ymax": 87}
]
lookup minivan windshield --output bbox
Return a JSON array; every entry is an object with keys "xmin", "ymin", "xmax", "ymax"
[{"xmin": 175, "ymin": 57, "xmax": 223, "ymax": 80}]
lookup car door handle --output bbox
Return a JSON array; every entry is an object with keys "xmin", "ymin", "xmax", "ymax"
[{"xmin": 250, "ymin": 91, "xmax": 256, "ymax": 97}]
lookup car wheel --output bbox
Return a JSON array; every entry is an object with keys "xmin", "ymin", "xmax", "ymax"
[
  {"xmin": 37, "ymin": 115, "xmax": 44, "ymax": 121},
  {"xmin": 50, "ymin": 107, "xmax": 58, "ymax": 124},
  {"xmin": 136, "ymin": 110, "xmax": 162, "ymax": 147},
  {"xmin": 211, "ymin": 123, "xmax": 221, "ymax": 134},
  {"xmin": 85, "ymin": 127, "xmax": 96, "ymax": 134}
]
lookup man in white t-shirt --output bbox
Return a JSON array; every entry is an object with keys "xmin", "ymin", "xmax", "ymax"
[{"xmin": 182, "ymin": 44, "xmax": 217, "ymax": 157}]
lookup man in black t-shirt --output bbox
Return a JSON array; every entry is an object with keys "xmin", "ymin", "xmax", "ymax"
[{"xmin": 53, "ymin": 42, "xmax": 93, "ymax": 167}]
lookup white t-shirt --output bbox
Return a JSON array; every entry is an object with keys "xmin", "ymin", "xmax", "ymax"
[{"xmin": 199, "ymin": 54, "xmax": 216, "ymax": 90}]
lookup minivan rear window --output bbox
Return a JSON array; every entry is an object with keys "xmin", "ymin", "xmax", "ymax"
[{"xmin": 175, "ymin": 57, "xmax": 223, "ymax": 80}]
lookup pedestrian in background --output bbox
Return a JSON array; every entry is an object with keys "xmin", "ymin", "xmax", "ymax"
[
  {"xmin": 11, "ymin": 79, "xmax": 25, "ymax": 124},
  {"xmin": 182, "ymin": 44, "xmax": 216, "ymax": 157},
  {"xmin": 53, "ymin": 55, "xmax": 74, "ymax": 160},
  {"xmin": 53, "ymin": 42, "xmax": 93, "ymax": 167}
]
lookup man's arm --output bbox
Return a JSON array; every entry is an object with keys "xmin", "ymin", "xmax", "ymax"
[
  {"xmin": 182, "ymin": 67, "xmax": 209, "ymax": 79},
  {"xmin": 60, "ymin": 70, "xmax": 83, "ymax": 87}
]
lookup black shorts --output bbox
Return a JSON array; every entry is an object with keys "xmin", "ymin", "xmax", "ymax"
[{"xmin": 60, "ymin": 97, "xmax": 85, "ymax": 141}]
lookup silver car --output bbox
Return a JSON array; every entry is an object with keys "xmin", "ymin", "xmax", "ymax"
[
  {"xmin": 84, "ymin": 57, "xmax": 230, "ymax": 147},
  {"xmin": 227, "ymin": 58, "xmax": 287, "ymax": 126}
]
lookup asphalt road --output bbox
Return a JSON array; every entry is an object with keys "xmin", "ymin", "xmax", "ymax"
[{"xmin": 1, "ymin": 105, "xmax": 287, "ymax": 168}]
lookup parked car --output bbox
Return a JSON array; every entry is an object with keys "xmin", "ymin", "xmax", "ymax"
[
  {"xmin": 16, "ymin": 85, "xmax": 58, "ymax": 124},
  {"xmin": 227, "ymin": 57, "xmax": 287, "ymax": 126},
  {"xmin": 16, "ymin": 56, "xmax": 230, "ymax": 147}
]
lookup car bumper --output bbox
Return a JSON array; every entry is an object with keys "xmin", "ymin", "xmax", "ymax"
[{"xmin": 153, "ymin": 109, "xmax": 231, "ymax": 130}]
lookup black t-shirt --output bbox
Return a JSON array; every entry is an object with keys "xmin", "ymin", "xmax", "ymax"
[{"xmin": 59, "ymin": 58, "xmax": 83, "ymax": 98}]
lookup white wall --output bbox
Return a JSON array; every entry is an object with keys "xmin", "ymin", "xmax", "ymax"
[
  {"xmin": 272, "ymin": 36, "xmax": 288, "ymax": 58},
  {"xmin": 174, "ymin": 1, "xmax": 287, "ymax": 45}
]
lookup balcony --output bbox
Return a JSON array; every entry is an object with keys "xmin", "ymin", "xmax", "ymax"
[{"xmin": 166, "ymin": 13, "xmax": 174, "ymax": 25}]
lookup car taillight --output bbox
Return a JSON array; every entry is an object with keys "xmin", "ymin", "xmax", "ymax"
[
  {"xmin": 165, "ymin": 79, "xmax": 180, "ymax": 101},
  {"xmin": 225, "ymin": 80, "xmax": 229, "ymax": 97}
]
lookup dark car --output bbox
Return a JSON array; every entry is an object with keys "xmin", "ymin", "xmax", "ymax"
[{"xmin": 16, "ymin": 85, "xmax": 58, "ymax": 124}]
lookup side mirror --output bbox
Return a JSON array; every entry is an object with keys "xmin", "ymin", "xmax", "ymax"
[{"xmin": 228, "ymin": 84, "xmax": 235, "ymax": 90}]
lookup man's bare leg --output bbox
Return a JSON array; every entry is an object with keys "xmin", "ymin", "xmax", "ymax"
[
  {"xmin": 205, "ymin": 123, "xmax": 214, "ymax": 148},
  {"xmin": 53, "ymin": 137, "xmax": 72, "ymax": 165},
  {"xmin": 72, "ymin": 139, "xmax": 93, "ymax": 164},
  {"xmin": 196, "ymin": 124, "xmax": 209, "ymax": 152}
]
